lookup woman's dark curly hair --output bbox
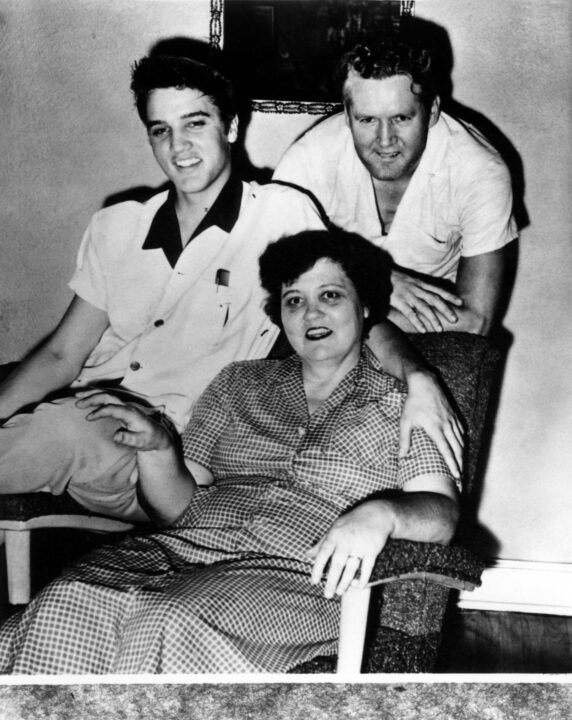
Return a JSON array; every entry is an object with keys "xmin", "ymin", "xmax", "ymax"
[
  {"xmin": 130, "ymin": 55, "xmax": 236, "ymax": 131},
  {"xmin": 259, "ymin": 228, "xmax": 392, "ymax": 335},
  {"xmin": 337, "ymin": 35, "xmax": 437, "ymax": 110}
]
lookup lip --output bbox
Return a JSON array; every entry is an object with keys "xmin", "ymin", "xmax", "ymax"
[
  {"xmin": 174, "ymin": 157, "xmax": 201, "ymax": 169},
  {"xmin": 376, "ymin": 151, "xmax": 400, "ymax": 161},
  {"xmin": 305, "ymin": 327, "xmax": 332, "ymax": 341}
]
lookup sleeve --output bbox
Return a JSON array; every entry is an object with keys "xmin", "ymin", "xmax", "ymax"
[
  {"xmin": 180, "ymin": 364, "xmax": 235, "ymax": 468},
  {"xmin": 458, "ymin": 155, "xmax": 518, "ymax": 258},
  {"xmin": 68, "ymin": 213, "xmax": 109, "ymax": 311},
  {"xmin": 398, "ymin": 427, "xmax": 460, "ymax": 493}
]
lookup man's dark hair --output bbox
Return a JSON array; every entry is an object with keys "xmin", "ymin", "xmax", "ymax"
[
  {"xmin": 259, "ymin": 228, "xmax": 391, "ymax": 334},
  {"xmin": 337, "ymin": 34, "xmax": 437, "ymax": 110},
  {"xmin": 130, "ymin": 55, "xmax": 236, "ymax": 130}
]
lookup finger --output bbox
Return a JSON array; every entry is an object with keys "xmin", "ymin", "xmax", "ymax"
[
  {"xmin": 309, "ymin": 540, "xmax": 334, "ymax": 586},
  {"xmin": 395, "ymin": 301, "xmax": 428, "ymax": 333},
  {"xmin": 431, "ymin": 433, "xmax": 461, "ymax": 478},
  {"xmin": 323, "ymin": 551, "xmax": 348, "ymax": 599},
  {"xmin": 411, "ymin": 302, "xmax": 445, "ymax": 333},
  {"xmin": 113, "ymin": 428, "xmax": 143, "ymax": 448},
  {"xmin": 355, "ymin": 555, "xmax": 376, "ymax": 588},
  {"xmin": 417, "ymin": 293, "xmax": 460, "ymax": 324},
  {"xmin": 84, "ymin": 403, "xmax": 133, "ymax": 425},
  {"xmin": 413, "ymin": 281, "xmax": 463, "ymax": 307},
  {"xmin": 76, "ymin": 392, "xmax": 125, "ymax": 409},
  {"xmin": 445, "ymin": 424, "xmax": 465, "ymax": 471},
  {"xmin": 398, "ymin": 421, "xmax": 412, "ymax": 459},
  {"xmin": 334, "ymin": 556, "xmax": 362, "ymax": 596}
]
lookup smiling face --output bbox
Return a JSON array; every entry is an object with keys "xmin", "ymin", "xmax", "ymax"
[
  {"xmin": 145, "ymin": 86, "xmax": 238, "ymax": 205},
  {"xmin": 281, "ymin": 257, "xmax": 367, "ymax": 372},
  {"xmin": 344, "ymin": 71, "xmax": 439, "ymax": 183}
]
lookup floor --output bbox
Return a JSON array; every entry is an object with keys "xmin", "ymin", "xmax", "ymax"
[{"xmin": 0, "ymin": 527, "xmax": 571, "ymax": 675}]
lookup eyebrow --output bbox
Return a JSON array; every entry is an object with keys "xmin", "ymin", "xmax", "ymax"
[
  {"xmin": 146, "ymin": 110, "xmax": 211, "ymax": 128},
  {"xmin": 281, "ymin": 281, "xmax": 347, "ymax": 297}
]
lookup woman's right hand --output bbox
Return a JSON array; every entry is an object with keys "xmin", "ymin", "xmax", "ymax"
[{"xmin": 75, "ymin": 390, "xmax": 173, "ymax": 451}]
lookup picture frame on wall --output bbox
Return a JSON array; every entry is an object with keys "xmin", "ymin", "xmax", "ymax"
[{"xmin": 212, "ymin": 0, "xmax": 415, "ymax": 114}]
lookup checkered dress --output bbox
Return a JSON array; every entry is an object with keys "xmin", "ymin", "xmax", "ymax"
[{"xmin": 0, "ymin": 348, "xmax": 451, "ymax": 675}]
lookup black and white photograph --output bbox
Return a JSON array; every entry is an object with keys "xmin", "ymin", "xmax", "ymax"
[{"xmin": 0, "ymin": 0, "xmax": 570, "ymax": 717}]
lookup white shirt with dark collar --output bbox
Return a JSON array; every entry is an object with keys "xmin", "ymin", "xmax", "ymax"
[{"xmin": 69, "ymin": 178, "xmax": 324, "ymax": 430}]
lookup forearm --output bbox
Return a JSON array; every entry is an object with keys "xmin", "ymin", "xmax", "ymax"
[
  {"xmin": 366, "ymin": 320, "xmax": 430, "ymax": 382},
  {"xmin": 136, "ymin": 447, "xmax": 198, "ymax": 526},
  {"xmin": 374, "ymin": 491, "xmax": 459, "ymax": 545},
  {"xmin": 0, "ymin": 344, "xmax": 83, "ymax": 419}
]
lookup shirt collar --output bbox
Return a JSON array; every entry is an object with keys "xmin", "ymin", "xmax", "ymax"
[{"xmin": 142, "ymin": 175, "xmax": 244, "ymax": 267}]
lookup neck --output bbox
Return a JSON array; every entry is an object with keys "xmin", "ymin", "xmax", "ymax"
[
  {"xmin": 301, "ymin": 350, "xmax": 360, "ymax": 415},
  {"xmin": 175, "ymin": 165, "xmax": 231, "ymax": 221}
]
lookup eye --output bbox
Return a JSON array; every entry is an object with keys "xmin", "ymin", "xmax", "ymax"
[
  {"xmin": 358, "ymin": 116, "xmax": 375, "ymax": 125},
  {"xmin": 392, "ymin": 115, "xmax": 410, "ymax": 125},
  {"xmin": 322, "ymin": 290, "xmax": 342, "ymax": 302},
  {"xmin": 284, "ymin": 295, "xmax": 303, "ymax": 308},
  {"xmin": 149, "ymin": 126, "xmax": 169, "ymax": 139},
  {"xmin": 186, "ymin": 120, "xmax": 206, "ymax": 130}
]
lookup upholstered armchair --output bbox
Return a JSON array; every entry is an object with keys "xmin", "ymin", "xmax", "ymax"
[{"xmin": 291, "ymin": 331, "xmax": 501, "ymax": 674}]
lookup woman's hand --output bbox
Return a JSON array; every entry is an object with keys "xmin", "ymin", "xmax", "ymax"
[
  {"xmin": 307, "ymin": 501, "xmax": 393, "ymax": 599},
  {"xmin": 75, "ymin": 390, "xmax": 173, "ymax": 451},
  {"xmin": 399, "ymin": 371, "xmax": 464, "ymax": 479}
]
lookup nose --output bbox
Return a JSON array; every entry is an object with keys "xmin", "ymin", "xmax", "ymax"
[
  {"xmin": 377, "ymin": 121, "xmax": 396, "ymax": 148},
  {"xmin": 304, "ymin": 300, "xmax": 325, "ymax": 321},
  {"xmin": 171, "ymin": 128, "xmax": 191, "ymax": 153}
]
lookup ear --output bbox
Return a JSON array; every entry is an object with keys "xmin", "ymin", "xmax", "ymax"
[
  {"xmin": 363, "ymin": 306, "xmax": 370, "ymax": 319},
  {"xmin": 227, "ymin": 115, "xmax": 239, "ymax": 144},
  {"xmin": 428, "ymin": 96, "xmax": 441, "ymax": 128}
]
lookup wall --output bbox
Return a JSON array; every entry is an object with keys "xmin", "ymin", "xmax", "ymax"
[
  {"xmin": 1, "ymin": 1, "xmax": 571, "ymax": 593},
  {"xmin": 0, "ymin": 0, "xmax": 211, "ymax": 357}
]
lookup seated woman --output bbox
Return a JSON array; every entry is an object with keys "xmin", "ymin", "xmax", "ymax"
[{"xmin": 0, "ymin": 229, "xmax": 459, "ymax": 675}]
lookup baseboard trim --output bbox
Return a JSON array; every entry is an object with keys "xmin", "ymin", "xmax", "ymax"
[{"xmin": 458, "ymin": 558, "xmax": 572, "ymax": 616}]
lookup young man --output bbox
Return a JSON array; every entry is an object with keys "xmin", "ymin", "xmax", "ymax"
[
  {"xmin": 0, "ymin": 55, "xmax": 462, "ymax": 521},
  {"xmin": 274, "ymin": 36, "xmax": 518, "ymax": 336}
]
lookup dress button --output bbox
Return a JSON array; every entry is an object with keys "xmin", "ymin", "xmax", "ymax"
[
  {"xmin": 129, "ymin": 361, "xmax": 141, "ymax": 371},
  {"xmin": 154, "ymin": 319, "xmax": 164, "ymax": 327},
  {"xmin": 297, "ymin": 426, "xmax": 306, "ymax": 437}
]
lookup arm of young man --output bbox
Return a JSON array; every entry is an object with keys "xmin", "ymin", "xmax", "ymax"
[
  {"xmin": 0, "ymin": 294, "xmax": 109, "ymax": 421},
  {"xmin": 366, "ymin": 321, "xmax": 464, "ymax": 478},
  {"xmin": 388, "ymin": 248, "xmax": 507, "ymax": 336},
  {"xmin": 308, "ymin": 474, "xmax": 459, "ymax": 598}
]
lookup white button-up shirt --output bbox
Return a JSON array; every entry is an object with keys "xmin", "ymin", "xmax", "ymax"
[{"xmin": 274, "ymin": 112, "xmax": 517, "ymax": 282}]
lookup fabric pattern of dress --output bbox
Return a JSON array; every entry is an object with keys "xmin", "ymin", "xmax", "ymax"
[{"xmin": 0, "ymin": 348, "xmax": 452, "ymax": 675}]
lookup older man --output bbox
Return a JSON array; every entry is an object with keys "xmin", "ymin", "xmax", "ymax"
[{"xmin": 274, "ymin": 36, "xmax": 517, "ymax": 335}]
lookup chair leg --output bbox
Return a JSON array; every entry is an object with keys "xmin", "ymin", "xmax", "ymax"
[
  {"xmin": 4, "ymin": 530, "xmax": 32, "ymax": 605},
  {"xmin": 336, "ymin": 585, "xmax": 371, "ymax": 674}
]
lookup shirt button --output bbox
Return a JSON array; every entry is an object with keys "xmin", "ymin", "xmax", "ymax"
[
  {"xmin": 154, "ymin": 319, "xmax": 164, "ymax": 327},
  {"xmin": 129, "ymin": 361, "xmax": 141, "ymax": 371}
]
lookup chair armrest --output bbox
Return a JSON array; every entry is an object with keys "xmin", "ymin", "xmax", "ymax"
[{"xmin": 365, "ymin": 538, "xmax": 485, "ymax": 592}]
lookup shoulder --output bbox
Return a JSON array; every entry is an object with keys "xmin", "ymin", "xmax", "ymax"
[
  {"xmin": 437, "ymin": 113, "xmax": 509, "ymax": 173},
  {"xmin": 87, "ymin": 189, "xmax": 169, "ymax": 236},
  {"xmin": 239, "ymin": 181, "xmax": 326, "ymax": 228},
  {"xmin": 275, "ymin": 113, "xmax": 350, "ymax": 167},
  {"xmin": 361, "ymin": 347, "xmax": 407, "ymax": 401}
]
